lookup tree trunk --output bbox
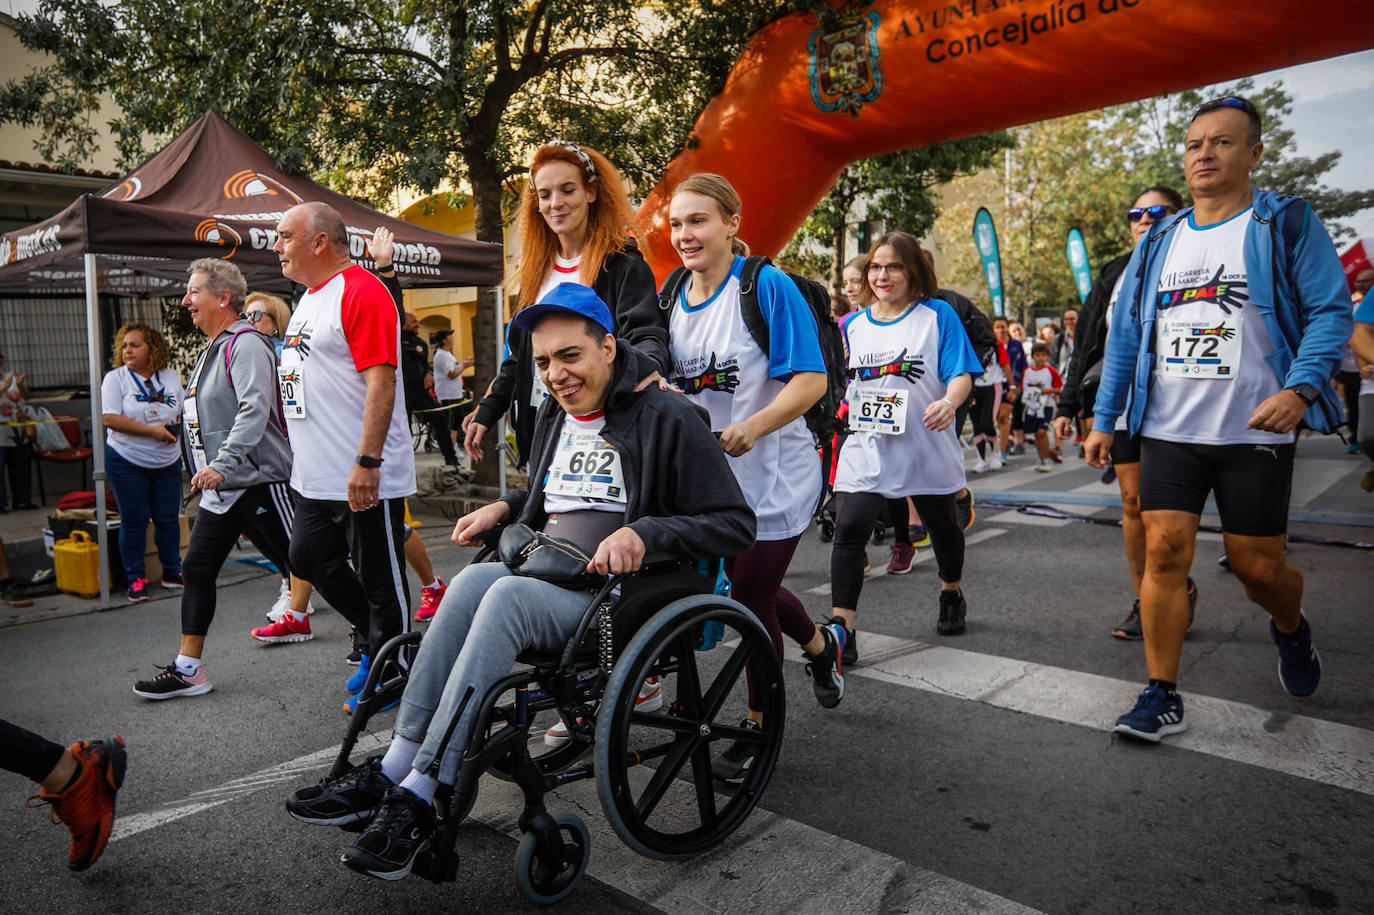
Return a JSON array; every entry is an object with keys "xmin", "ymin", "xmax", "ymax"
[
  {"xmin": 830, "ymin": 220, "xmax": 846, "ymax": 298},
  {"xmin": 466, "ymin": 150, "xmax": 506, "ymax": 488}
]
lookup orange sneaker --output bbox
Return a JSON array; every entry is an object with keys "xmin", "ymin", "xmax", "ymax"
[{"xmin": 28, "ymin": 735, "xmax": 127, "ymax": 871}]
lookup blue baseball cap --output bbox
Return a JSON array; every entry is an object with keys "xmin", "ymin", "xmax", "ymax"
[{"xmin": 513, "ymin": 283, "xmax": 615, "ymax": 336}]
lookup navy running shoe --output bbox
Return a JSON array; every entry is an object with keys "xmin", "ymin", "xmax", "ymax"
[
  {"xmin": 1114, "ymin": 684, "xmax": 1186, "ymax": 742},
  {"xmin": 1271, "ymin": 615, "xmax": 1321, "ymax": 697}
]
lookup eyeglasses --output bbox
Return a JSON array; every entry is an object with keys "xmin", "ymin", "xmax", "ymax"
[
  {"xmin": 1127, "ymin": 205, "xmax": 1175, "ymax": 223},
  {"xmin": 246, "ymin": 311, "xmax": 265, "ymax": 323},
  {"xmin": 867, "ymin": 263, "xmax": 905, "ymax": 277}
]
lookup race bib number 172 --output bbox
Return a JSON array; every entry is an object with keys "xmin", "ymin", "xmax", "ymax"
[{"xmin": 1159, "ymin": 318, "xmax": 1242, "ymax": 380}]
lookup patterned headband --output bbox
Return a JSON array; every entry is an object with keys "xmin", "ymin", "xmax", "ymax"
[{"xmin": 529, "ymin": 140, "xmax": 598, "ymax": 190}]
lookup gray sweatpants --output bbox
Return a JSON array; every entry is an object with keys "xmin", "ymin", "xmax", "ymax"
[{"xmin": 395, "ymin": 561, "xmax": 594, "ymax": 784}]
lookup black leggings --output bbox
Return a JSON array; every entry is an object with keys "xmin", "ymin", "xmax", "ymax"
[
  {"xmin": 969, "ymin": 383, "xmax": 1001, "ymax": 455},
  {"xmin": 181, "ymin": 482, "xmax": 294, "ymax": 637},
  {"xmin": 289, "ymin": 495, "xmax": 411, "ymax": 659},
  {"xmin": 831, "ymin": 491, "xmax": 964, "ymax": 609},
  {"xmin": 724, "ymin": 535, "xmax": 814, "ymax": 710},
  {"xmin": 1337, "ymin": 371, "xmax": 1360, "ymax": 439},
  {"xmin": 1, "ymin": 717, "xmax": 64, "ymax": 783}
]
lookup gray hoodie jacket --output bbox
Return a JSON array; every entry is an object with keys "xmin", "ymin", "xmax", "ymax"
[{"xmin": 183, "ymin": 320, "xmax": 292, "ymax": 489}]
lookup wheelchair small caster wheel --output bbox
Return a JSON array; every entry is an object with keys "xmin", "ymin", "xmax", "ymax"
[
  {"xmin": 817, "ymin": 520, "xmax": 834, "ymax": 543},
  {"xmin": 514, "ymin": 812, "xmax": 590, "ymax": 905},
  {"xmin": 870, "ymin": 522, "xmax": 886, "ymax": 545}
]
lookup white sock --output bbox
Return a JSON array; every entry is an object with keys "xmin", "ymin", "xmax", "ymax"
[
  {"xmin": 289, "ymin": 610, "xmax": 307, "ymax": 622},
  {"xmin": 380, "ymin": 736, "xmax": 422, "ymax": 785},
  {"xmin": 400, "ymin": 769, "xmax": 439, "ymax": 805},
  {"xmin": 420, "ymin": 578, "xmax": 436, "ymax": 590},
  {"xmin": 174, "ymin": 654, "xmax": 201, "ymax": 676}
]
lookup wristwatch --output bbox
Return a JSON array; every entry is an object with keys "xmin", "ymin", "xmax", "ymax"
[
  {"xmin": 355, "ymin": 454, "xmax": 383, "ymax": 469},
  {"xmin": 1285, "ymin": 383, "xmax": 1319, "ymax": 406}
]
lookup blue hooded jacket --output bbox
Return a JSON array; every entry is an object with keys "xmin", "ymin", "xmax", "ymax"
[{"xmin": 1093, "ymin": 188, "xmax": 1353, "ymax": 436}]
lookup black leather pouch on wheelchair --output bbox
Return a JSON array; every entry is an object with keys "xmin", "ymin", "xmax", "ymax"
[{"xmin": 498, "ymin": 523, "xmax": 602, "ymax": 591}]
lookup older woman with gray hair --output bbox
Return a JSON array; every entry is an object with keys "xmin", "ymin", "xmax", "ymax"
[{"xmin": 132, "ymin": 259, "xmax": 299, "ymax": 701}]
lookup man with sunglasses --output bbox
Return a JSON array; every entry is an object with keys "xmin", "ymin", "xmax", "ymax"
[{"xmin": 1086, "ymin": 96, "xmax": 1351, "ymax": 742}]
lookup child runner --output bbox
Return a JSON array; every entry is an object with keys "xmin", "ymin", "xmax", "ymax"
[{"xmin": 1022, "ymin": 342, "xmax": 1064, "ymax": 471}]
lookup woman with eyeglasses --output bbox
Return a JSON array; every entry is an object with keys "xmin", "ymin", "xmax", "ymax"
[
  {"xmin": 462, "ymin": 141, "xmax": 667, "ymax": 467},
  {"xmin": 829, "ymin": 231, "xmax": 982, "ymax": 644},
  {"xmin": 1053, "ymin": 184, "xmax": 1197, "ymax": 640}
]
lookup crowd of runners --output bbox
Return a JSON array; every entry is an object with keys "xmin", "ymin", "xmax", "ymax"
[{"xmin": 6, "ymin": 94, "xmax": 1373, "ymax": 877}]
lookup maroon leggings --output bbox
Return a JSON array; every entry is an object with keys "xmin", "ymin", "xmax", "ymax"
[{"xmin": 725, "ymin": 534, "xmax": 814, "ymax": 710}]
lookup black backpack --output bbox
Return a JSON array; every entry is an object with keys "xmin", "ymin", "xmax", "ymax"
[{"xmin": 658, "ymin": 256, "xmax": 848, "ymax": 442}]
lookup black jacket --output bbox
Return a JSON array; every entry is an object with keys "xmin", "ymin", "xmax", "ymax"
[
  {"xmin": 475, "ymin": 243, "xmax": 668, "ymax": 464},
  {"xmin": 1057, "ymin": 253, "xmax": 1129, "ymax": 419},
  {"xmin": 937, "ymin": 287, "xmax": 998, "ymax": 373},
  {"xmin": 501, "ymin": 342, "xmax": 756, "ymax": 560},
  {"xmin": 400, "ymin": 329, "xmax": 429, "ymax": 399}
]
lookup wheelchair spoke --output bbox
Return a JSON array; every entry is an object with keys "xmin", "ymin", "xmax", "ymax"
[
  {"xmin": 688, "ymin": 740, "xmax": 718, "ymax": 831},
  {"xmin": 670, "ymin": 636, "xmax": 705, "ymax": 719},
  {"xmin": 634, "ymin": 732, "xmax": 697, "ymax": 822},
  {"xmin": 628, "ymin": 710, "xmax": 699, "ymax": 735},
  {"xmin": 698, "ymin": 635, "xmax": 756, "ymax": 724}
]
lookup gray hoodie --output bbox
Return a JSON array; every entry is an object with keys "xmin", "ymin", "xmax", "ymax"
[{"xmin": 183, "ymin": 320, "xmax": 292, "ymax": 489}]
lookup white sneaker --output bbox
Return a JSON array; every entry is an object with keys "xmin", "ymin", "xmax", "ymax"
[
  {"xmin": 972, "ymin": 458, "xmax": 989, "ymax": 473},
  {"xmin": 987, "ymin": 453, "xmax": 1003, "ymax": 471},
  {"xmin": 266, "ymin": 581, "xmax": 315, "ymax": 622},
  {"xmin": 1036, "ymin": 459, "xmax": 1051, "ymax": 473},
  {"xmin": 543, "ymin": 677, "xmax": 662, "ymax": 747},
  {"xmin": 266, "ymin": 580, "xmax": 291, "ymax": 620}
]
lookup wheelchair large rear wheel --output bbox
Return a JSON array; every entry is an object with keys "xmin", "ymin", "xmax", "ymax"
[{"xmin": 594, "ymin": 595, "xmax": 784, "ymax": 861}]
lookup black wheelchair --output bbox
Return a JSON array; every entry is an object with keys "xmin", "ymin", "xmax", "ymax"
[{"xmin": 324, "ymin": 545, "xmax": 785, "ymax": 905}]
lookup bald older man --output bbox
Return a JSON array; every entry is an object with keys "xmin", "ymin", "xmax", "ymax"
[{"xmin": 274, "ymin": 202, "xmax": 416, "ymax": 701}]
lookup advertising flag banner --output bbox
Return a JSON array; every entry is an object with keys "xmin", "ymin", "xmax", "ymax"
[
  {"xmin": 973, "ymin": 207, "xmax": 1004, "ymax": 316},
  {"xmin": 1066, "ymin": 227, "xmax": 1092, "ymax": 303}
]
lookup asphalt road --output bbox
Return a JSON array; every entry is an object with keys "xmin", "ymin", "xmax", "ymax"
[{"xmin": 3, "ymin": 445, "xmax": 1372, "ymax": 914}]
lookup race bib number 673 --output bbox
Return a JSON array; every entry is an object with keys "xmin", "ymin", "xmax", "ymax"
[{"xmin": 849, "ymin": 386, "xmax": 908, "ymax": 435}]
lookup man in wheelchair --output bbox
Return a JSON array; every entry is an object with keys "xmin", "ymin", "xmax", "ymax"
[{"xmin": 287, "ymin": 283, "xmax": 756, "ymax": 879}]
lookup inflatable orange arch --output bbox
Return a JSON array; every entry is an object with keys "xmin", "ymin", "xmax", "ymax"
[{"xmin": 638, "ymin": 0, "xmax": 1374, "ymax": 282}]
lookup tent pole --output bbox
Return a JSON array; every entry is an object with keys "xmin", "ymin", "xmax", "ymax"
[
  {"xmin": 84, "ymin": 253, "xmax": 111, "ymax": 609},
  {"xmin": 494, "ymin": 286, "xmax": 507, "ymax": 498}
]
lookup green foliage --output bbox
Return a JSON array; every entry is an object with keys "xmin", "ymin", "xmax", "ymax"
[{"xmin": 795, "ymin": 133, "xmax": 1013, "ymax": 293}]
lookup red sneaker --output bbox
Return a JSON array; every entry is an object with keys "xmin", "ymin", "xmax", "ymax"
[
  {"xmin": 415, "ymin": 576, "xmax": 446, "ymax": 622},
  {"xmin": 251, "ymin": 613, "xmax": 313, "ymax": 643},
  {"xmin": 28, "ymin": 736, "xmax": 127, "ymax": 871}
]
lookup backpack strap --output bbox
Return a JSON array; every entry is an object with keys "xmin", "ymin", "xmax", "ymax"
[
  {"xmin": 220, "ymin": 326, "xmax": 287, "ymax": 435},
  {"xmin": 1278, "ymin": 196, "xmax": 1308, "ymax": 269},
  {"xmin": 737, "ymin": 255, "xmax": 771, "ymax": 355},
  {"xmin": 656, "ymin": 266, "xmax": 691, "ymax": 313}
]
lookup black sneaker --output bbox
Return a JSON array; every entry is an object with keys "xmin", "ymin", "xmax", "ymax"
[
  {"xmin": 345, "ymin": 628, "xmax": 364, "ymax": 666},
  {"xmin": 287, "ymin": 756, "xmax": 391, "ymax": 827},
  {"xmin": 829, "ymin": 616, "xmax": 857, "ymax": 667},
  {"xmin": 341, "ymin": 786, "xmax": 435, "ymax": 880},
  {"xmin": 936, "ymin": 590, "xmax": 967, "ymax": 635},
  {"xmin": 1112, "ymin": 599, "xmax": 1143, "ymax": 640},
  {"xmin": 1271, "ymin": 615, "xmax": 1321, "ymax": 697},
  {"xmin": 132, "ymin": 663, "xmax": 212, "ymax": 700},
  {"xmin": 1114, "ymin": 684, "xmax": 1186, "ymax": 742},
  {"xmin": 955, "ymin": 490, "xmax": 974, "ymax": 531},
  {"xmin": 711, "ymin": 719, "xmax": 761, "ymax": 783},
  {"xmin": 803, "ymin": 623, "xmax": 845, "ymax": 709}
]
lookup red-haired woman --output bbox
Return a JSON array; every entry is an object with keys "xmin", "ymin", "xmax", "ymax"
[{"xmin": 463, "ymin": 142, "xmax": 666, "ymax": 464}]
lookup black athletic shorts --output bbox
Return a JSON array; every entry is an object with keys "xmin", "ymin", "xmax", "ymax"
[
  {"xmin": 1138, "ymin": 437, "xmax": 1295, "ymax": 537},
  {"xmin": 1110, "ymin": 429, "xmax": 1141, "ymax": 465}
]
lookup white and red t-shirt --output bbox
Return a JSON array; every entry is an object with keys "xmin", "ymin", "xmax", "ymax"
[
  {"xmin": 279, "ymin": 265, "xmax": 416, "ymax": 500},
  {"xmin": 1020, "ymin": 363, "xmax": 1062, "ymax": 415}
]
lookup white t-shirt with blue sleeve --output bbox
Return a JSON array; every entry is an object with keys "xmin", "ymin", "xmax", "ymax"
[
  {"xmin": 835, "ymin": 298, "xmax": 981, "ymax": 497},
  {"xmin": 669, "ymin": 256, "xmax": 824, "ymax": 540}
]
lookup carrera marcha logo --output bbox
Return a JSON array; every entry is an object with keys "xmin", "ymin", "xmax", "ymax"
[
  {"xmin": 223, "ymin": 170, "xmax": 303, "ymax": 203},
  {"xmin": 195, "ymin": 218, "xmax": 242, "ymax": 259},
  {"xmin": 809, "ymin": 3, "xmax": 883, "ymax": 115}
]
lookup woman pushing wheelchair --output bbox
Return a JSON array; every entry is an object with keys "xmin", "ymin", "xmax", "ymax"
[{"xmin": 287, "ymin": 283, "xmax": 755, "ymax": 880}]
